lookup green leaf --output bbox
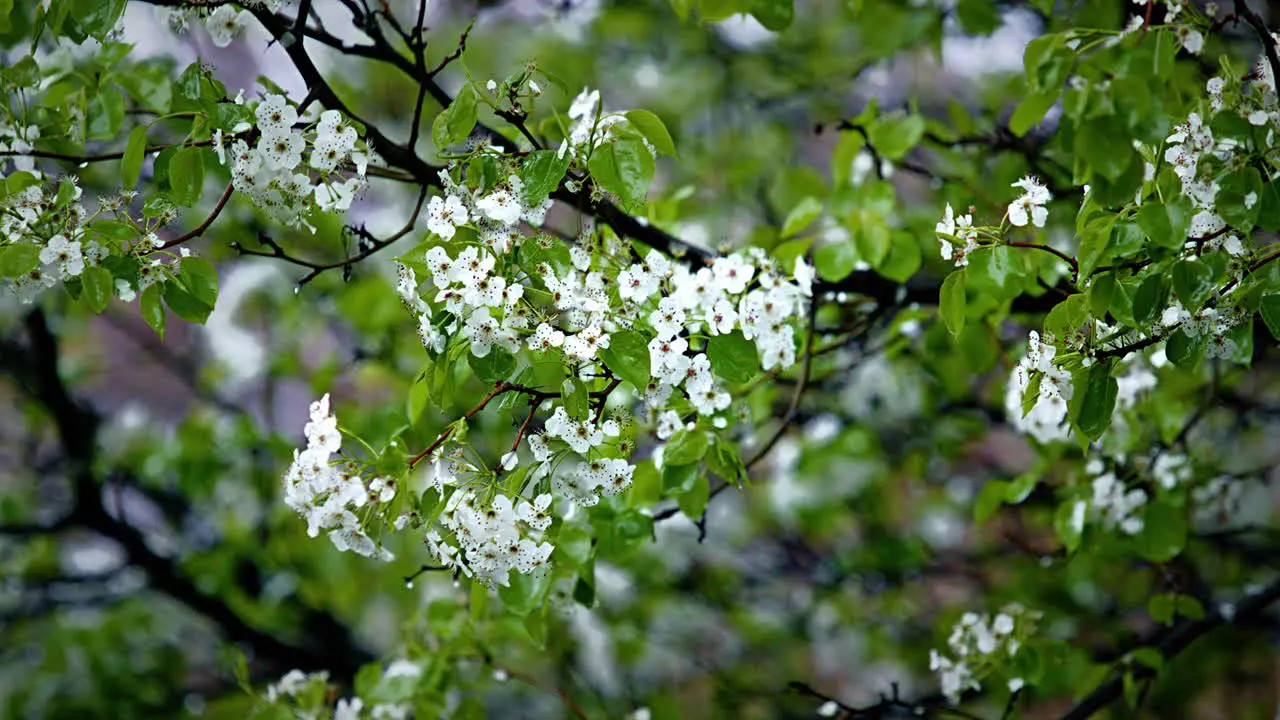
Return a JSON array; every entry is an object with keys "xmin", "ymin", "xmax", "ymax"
[
  {"xmin": 749, "ymin": 0, "xmax": 793, "ymax": 30},
  {"xmin": 1078, "ymin": 117, "xmax": 1135, "ymax": 181},
  {"xmin": 1089, "ymin": 273, "xmax": 1116, "ymax": 318},
  {"xmin": 70, "ymin": 0, "xmax": 127, "ymax": 40},
  {"xmin": 80, "ymin": 265, "xmax": 112, "ymax": 313},
  {"xmin": 1010, "ymin": 90, "xmax": 1058, "ymax": 136},
  {"xmin": 555, "ymin": 523, "xmax": 594, "ymax": 569},
  {"xmin": 661, "ymin": 461, "xmax": 698, "ymax": 496},
  {"xmin": 1077, "ymin": 215, "xmax": 1115, "ymax": 280},
  {"xmin": 878, "ymin": 230, "xmax": 922, "ymax": 283},
  {"xmin": 1164, "ymin": 327, "xmax": 1204, "ymax": 369},
  {"xmin": 168, "ymin": 147, "xmax": 204, "ymax": 207},
  {"xmin": 852, "ymin": 211, "xmax": 891, "ymax": 268},
  {"xmin": 1135, "ymin": 501, "xmax": 1187, "ymax": 563},
  {"xmin": 163, "ymin": 281, "xmax": 212, "ymax": 324},
  {"xmin": 468, "ymin": 348, "xmax": 516, "ymax": 384},
  {"xmin": 1, "ymin": 171, "xmax": 39, "ymax": 200},
  {"xmin": 0, "ymin": 243, "xmax": 40, "ymax": 278},
  {"xmin": 1138, "ymin": 200, "xmax": 1188, "ymax": 249},
  {"xmin": 940, "ymin": 270, "xmax": 966, "ymax": 337},
  {"xmin": 1171, "ymin": 259, "xmax": 1212, "ymax": 311},
  {"xmin": 599, "ymin": 329, "xmax": 651, "ymax": 390},
  {"xmin": 140, "ymin": 284, "xmax": 166, "ymax": 338},
  {"xmin": 1132, "ymin": 274, "xmax": 1168, "ymax": 329},
  {"xmin": 780, "ymin": 196, "xmax": 823, "ymax": 239},
  {"xmin": 121, "ymin": 125, "xmax": 147, "ymax": 189},
  {"xmin": 406, "ymin": 371, "xmax": 431, "ymax": 424},
  {"xmin": 87, "ymin": 86, "xmax": 125, "ymax": 141},
  {"xmin": 498, "ymin": 568, "xmax": 551, "ymax": 616},
  {"xmin": 1069, "ymin": 363, "xmax": 1117, "ymax": 441},
  {"xmin": 956, "ymin": 0, "xmax": 1000, "ymax": 35},
  {"xmin": 1130, "ymin": 648, "xmax": 1164, "ymax": 673},
  {"xmin": 813, "ymin": 238, "xmax": 855, "ymax": 282},
  {"xmin": 432, "ymin": 86, "xmax": 478, "ymax": 151},
  {"xmin": 588, "ymin": 129, "xmax": 655, "ymax": 209},
  {"xmin": 1259, "ymin": 294, "xmax": 1280, "ymax": 339},
  {"xmin": 974, "ymin": 479, "xmax": 1009, "ymax": 523},
  {"xmin": 518, "ymin": 150, "xmax": 571, "ymax": 208},
  {"xmin": 0, "ymin": 0, "xmax": 11, "ymax": 33},
  {"xmin": 1054, "ymin": 499, "xmax": 1086, "ymax": 554},
  {"xmin": 178, "ymin": 256, "xmax": 218, "ymax": 308},
  {"xmin": 1148, "ymin": 593, "xmax": 1175, "ymax": 625},
  {"xmin": 664, "ymin": 429, "xmax": 709, "ymax": 467},
  {"xmin": 678, "ymin": 475, "xmax": 711, "ymax": 518},
  {"xmin": 967, "ymin": 246, "xmax": 1025, "ymax": 301},
  {"xmin": 1005, "ymin": 473, "xmax": 1037, "ymax": 504},
  {"xmin": 624, "ymin": 109, "xmax": 677, "ymax": 157},
  {"xmin": 706, "ymin": 331, "xmax": 760, "ymax": 385},
  {"xmin": 1176, "ymin": 594, "xmax": 1205, "ymax": 620},
  {"xmin": 868, "ymin": 115, "xmax": 924, "ymax": 160}
]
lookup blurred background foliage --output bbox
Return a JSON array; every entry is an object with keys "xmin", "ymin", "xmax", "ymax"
[{"xmin": 0, "ymin": 0, "xmax": 1278, "ymax": 718}]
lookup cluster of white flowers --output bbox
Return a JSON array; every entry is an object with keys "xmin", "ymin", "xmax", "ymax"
[
  {"xmin": 1086, "ymin": 458, "xmax": 1147, "ymax": 535},
  {"xmin": 935, "ymin": 203, "xmax": 979, "ymax": 267},
  {"xmin": 1158, "ymin": 300, "xmax": 1244, "ymax": 359},
  {"xmin": 282, "ymin": 395, "xmax": 396, "ymax": 561},
  {"xmin": 266, "ymin": 660, "xmax": 419, "ymax": 720},
  {"xmin": 558, "ymin": 88, "xmax": 634, "ymax": 160},
  {"xmin": 1149, "ymin": 451, "xmax": 1193, "ymax": 490},
  {"xmin": 1007, "ymin": 175, "xmax": 1050, "ymax": 228},
  {"xmin": 1005, "ymin": 331, "xmax": 1074, "ymax": 444},
  {"xmin": 1192, "ymin": 474, "xmax": 1243, "ymax": 525},
  {"xmin": 930, "ymin": 604, "xmax": 1039, "ymax": 704},
  {"xmin": 156, "ymin": 1, "xmax": 295, "ymax": 46},
  {"xmin": 215, "ymin": 94, "xmax": 370, "ymax": 229},
  {"xmin": 429, "ymin": 489, "xmax": 555, "ymax": 587}
]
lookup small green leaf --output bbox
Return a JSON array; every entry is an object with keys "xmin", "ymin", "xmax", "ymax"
[
  {"xmin": 121, "ymin": 125, "xmax": 147, "ymax": 188},
  {"xmin": 0, "ymin": 243, "xmax": 40, "ymax": 278},
  {"xmin": 749, "ymin": 0, "xmax": 793, "ymax": 30},
  {"xmin": 140, "ymin": 284, "xmax": 166, "ymax": 338},
  {"xmin": 178, "ymin": 256, "xmax": 218, "ymax": 308},
  {"xmin": 664, "ymin": 429, "xmax": 709, "ymax": 467},
  {"xmin": 1148, "ymin": 593, "xmax": 1175, "ymax": 625},
  {"xmin": 1132, "ymin": 274, "xmax": 1168, "ymax": 329},
  {"xmin": 518, "ymin": 149, "xmax": 571, "ymax": 208},
  {"xmin": 940, "ymin": 270, "xmax": 966, "ymax": 336},
  {"xmin": 1135, "ymin": 501, "xmax": 1187, "ymax": 563},
  {"xmin": 974, "ymin": 480, "xmax": 1010, "ymax": 523},
  {"xmin": 706, "ymin": 331, "xmax": 760, "ymax": 385},
  {"xmin": 1054, "ymin": 499, "xmax": 1086, "ymax": 554},
  {"xmin": 868, "ymin": 114, "xmax": 924, "ymax": 160},
  {"xmin": 1176, "ymin": 594, "xmax": 1205, "ymax": 620},
  {"xmin": 432, "ymin": 86, "xmax": 478, "ymax": 151},
  {"xmin": 678, "ymin": 475, "xmax": 711, "ymax": 518},
  {"xmin": 624, "ymin": 109, "xmax": 677, "ymax": 157},
  {"xmin": 1005, "ymin": 473, "xmax": 1037, "ymax": 504},
  {"xmin": 1172, "ymin": 259, "xmax": 1213, "ymax": 311},
  {"xmin": 1260, "ymin": 294, "xmax": 1280, "ymax": 339},
  {"xmin": 780, "ymin": 196, "xmax": 823, "ymax": 239},
  {"xmin": 588, "ymin": 129, "xmax": 655, "ymax": 209},
  {"xmin": 813, "ymin": 238, "xmax": 855, "ymax": 282},
  {"xmin": 163, "ymin": 281, "xmax": 212, "ymax": 324},
  {"xmin": 468, "ymin": 348, "xmax": 516, "ymax": 384},
  {"xmin": 852, "ymin": 212, "xmax": 891, "ymax": 268},
  {"xmin": 168, "ymin": 146, "xmax": 204, "ymax": 207},
  {"xmin": 661, "ymin": 461, "xmax": 698, "ymax": 496},
  {"xmin": 80, "ymin": 265, "xmax": 112, "ymax": 313},
  {"xmin": 555, "ymin": 523, "xmax": 594, "ymax": 569},
  {"xmin": 1010, "ymin": 90, "xmax": 1059, "ymax": 136},
  {"xmin": 1069, "ymin": 363, "xmax": 1117, "ymax": 441},
  {"xmin": 599, "ymin": 329, "xmax": 651, "ymax": 390}
]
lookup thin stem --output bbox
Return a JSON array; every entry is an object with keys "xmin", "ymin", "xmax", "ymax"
[{"xmin": 158, "ymin": 183, "xmax": 234, "ymax": 249}]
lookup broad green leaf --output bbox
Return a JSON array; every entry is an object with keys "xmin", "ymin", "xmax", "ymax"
[
  {"xmin": 1164, "ymin": 327, "xmax": 1204, "ymax": 369},
  {"xmin": 80, "ymin": 265, "xmax": 112, "ymax": 313},
  {"xmin": 967, "ymin": 246, "xmax": 1025, "ymax": 301},
  {"xmin": 587, "ymin": 129, "xmax": 655, "ymax": 209},
  {"xmin": 0, "ymin": 243, "xmax": 40, "ymax": 278},
  {"xmin": 121, "ymin": 126, "xmax": 147, "ymax": 188},
  {"xmin": 168, "ymin": 146, "xmax": 204, "ymax": 207},
  {"xmin": 140, "ymin": 283, "xmax": 166, "ymax": 338},
  {"xmin": 780, "ymin": 196, "xmax": 823, "ymax": 239},
  {"xmin": 707, "ymin": 331, "xmax": 760, "ymax": 385},
  {"xmin": 661, "ymin": 461, "xmax": 698, "ymax": 496},
  {"xmin": 940, "ymin": 270, "xmax": 966, "ymax": 336},
  {"xmin": 813, "ymin": 238, "xmax": 855, "ymax": 282},
  {"xmin": 498, "ymin": 568, "xmax": 551, "ymax": 615},
  {"xmin": 1132, "ymin": 274, "xmax": 1168, "ymax": 329},
  {"xmin": 468, "ymin": 348, "xmax": 516, "ymax": 383},
  {"xmin": 178, "ymin": 256, "xmax": 218, "ymax": 308},
  {"xmin": 1217, "ymin": 167, "xmax": 1263, "ymax": 230},
  {"xmin": 852, "ymin": 211, "xmax": 891, "ymax": 268},
  {"xmin": 624, "ymin": 109, "xmax": 677, "ymax": 157},
  {"xmin": 750, "ymin": 0, "xmax": 793, "ymax": 30},
  {"xmin": 974, "ymin": 479, "xmax": 1009, "ymax": 523},
  {"xmin": 554, "ymin": 523, "xmax": 594, "ymax": 569},
  {"xmin": 1135, "ymin": 501, "xmax": 1187, "ymax": 563},
  {"xmin": 518, "ymin": 149, "xmax": 571, "ymax": 208},
  {"xmin": 1010, "ymin": 90, "xmax": 1058, "ymax": 136},
  {"xmin": 71, "ymin": 0, "xmax": 127, "ymax": 40},
  {"xmin": 1171, "ymin": 259, "xmax": 1212, "ymax": 311},
  {"xmin": 1070, "ymin": 363, "xmax": 1117, "ymax": 441},
  {"xmin": 162, "ymin": 282, "xmax": 212, "ymax": 325},
  {"xmin": 868, "ymin": 115, "xmax": 924, "ymax": 160},
  {"xmin": 956, "ymin": 0, "xmax": 1000, "ymax": 35},
  {"xmin": 678, "ymin": 475, "xmax": 711, "ymax": 518},
  {"xmin": 664, "ymin": 429, "xmax": 709, "ymax": 467},
  {"xmin": 1260, "ymin": 294, "xmax": 1280, "ymax": 339},
  {"xmin": 1148, "ymin": 593, "xmax": 1175, "ymax": 625},
  {"xmin": 879, "ymin": 230, "xmax": 922, "ymax": 282},
  {"xmin": 432, "ymin": 86, "xmax": 478, "ymax": 151},
  {"xmin": 599, "ymin": 329, "xmax": 651, "ymax": 390},
  {"xmin": 1054, "ymin": 499, "xmax": 1086, "ymax": 554}
]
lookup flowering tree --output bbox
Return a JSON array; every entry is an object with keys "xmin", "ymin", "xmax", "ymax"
[{"xmin": 2, "ymin": 0, "xmax": 1279, "ymax": 717}]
